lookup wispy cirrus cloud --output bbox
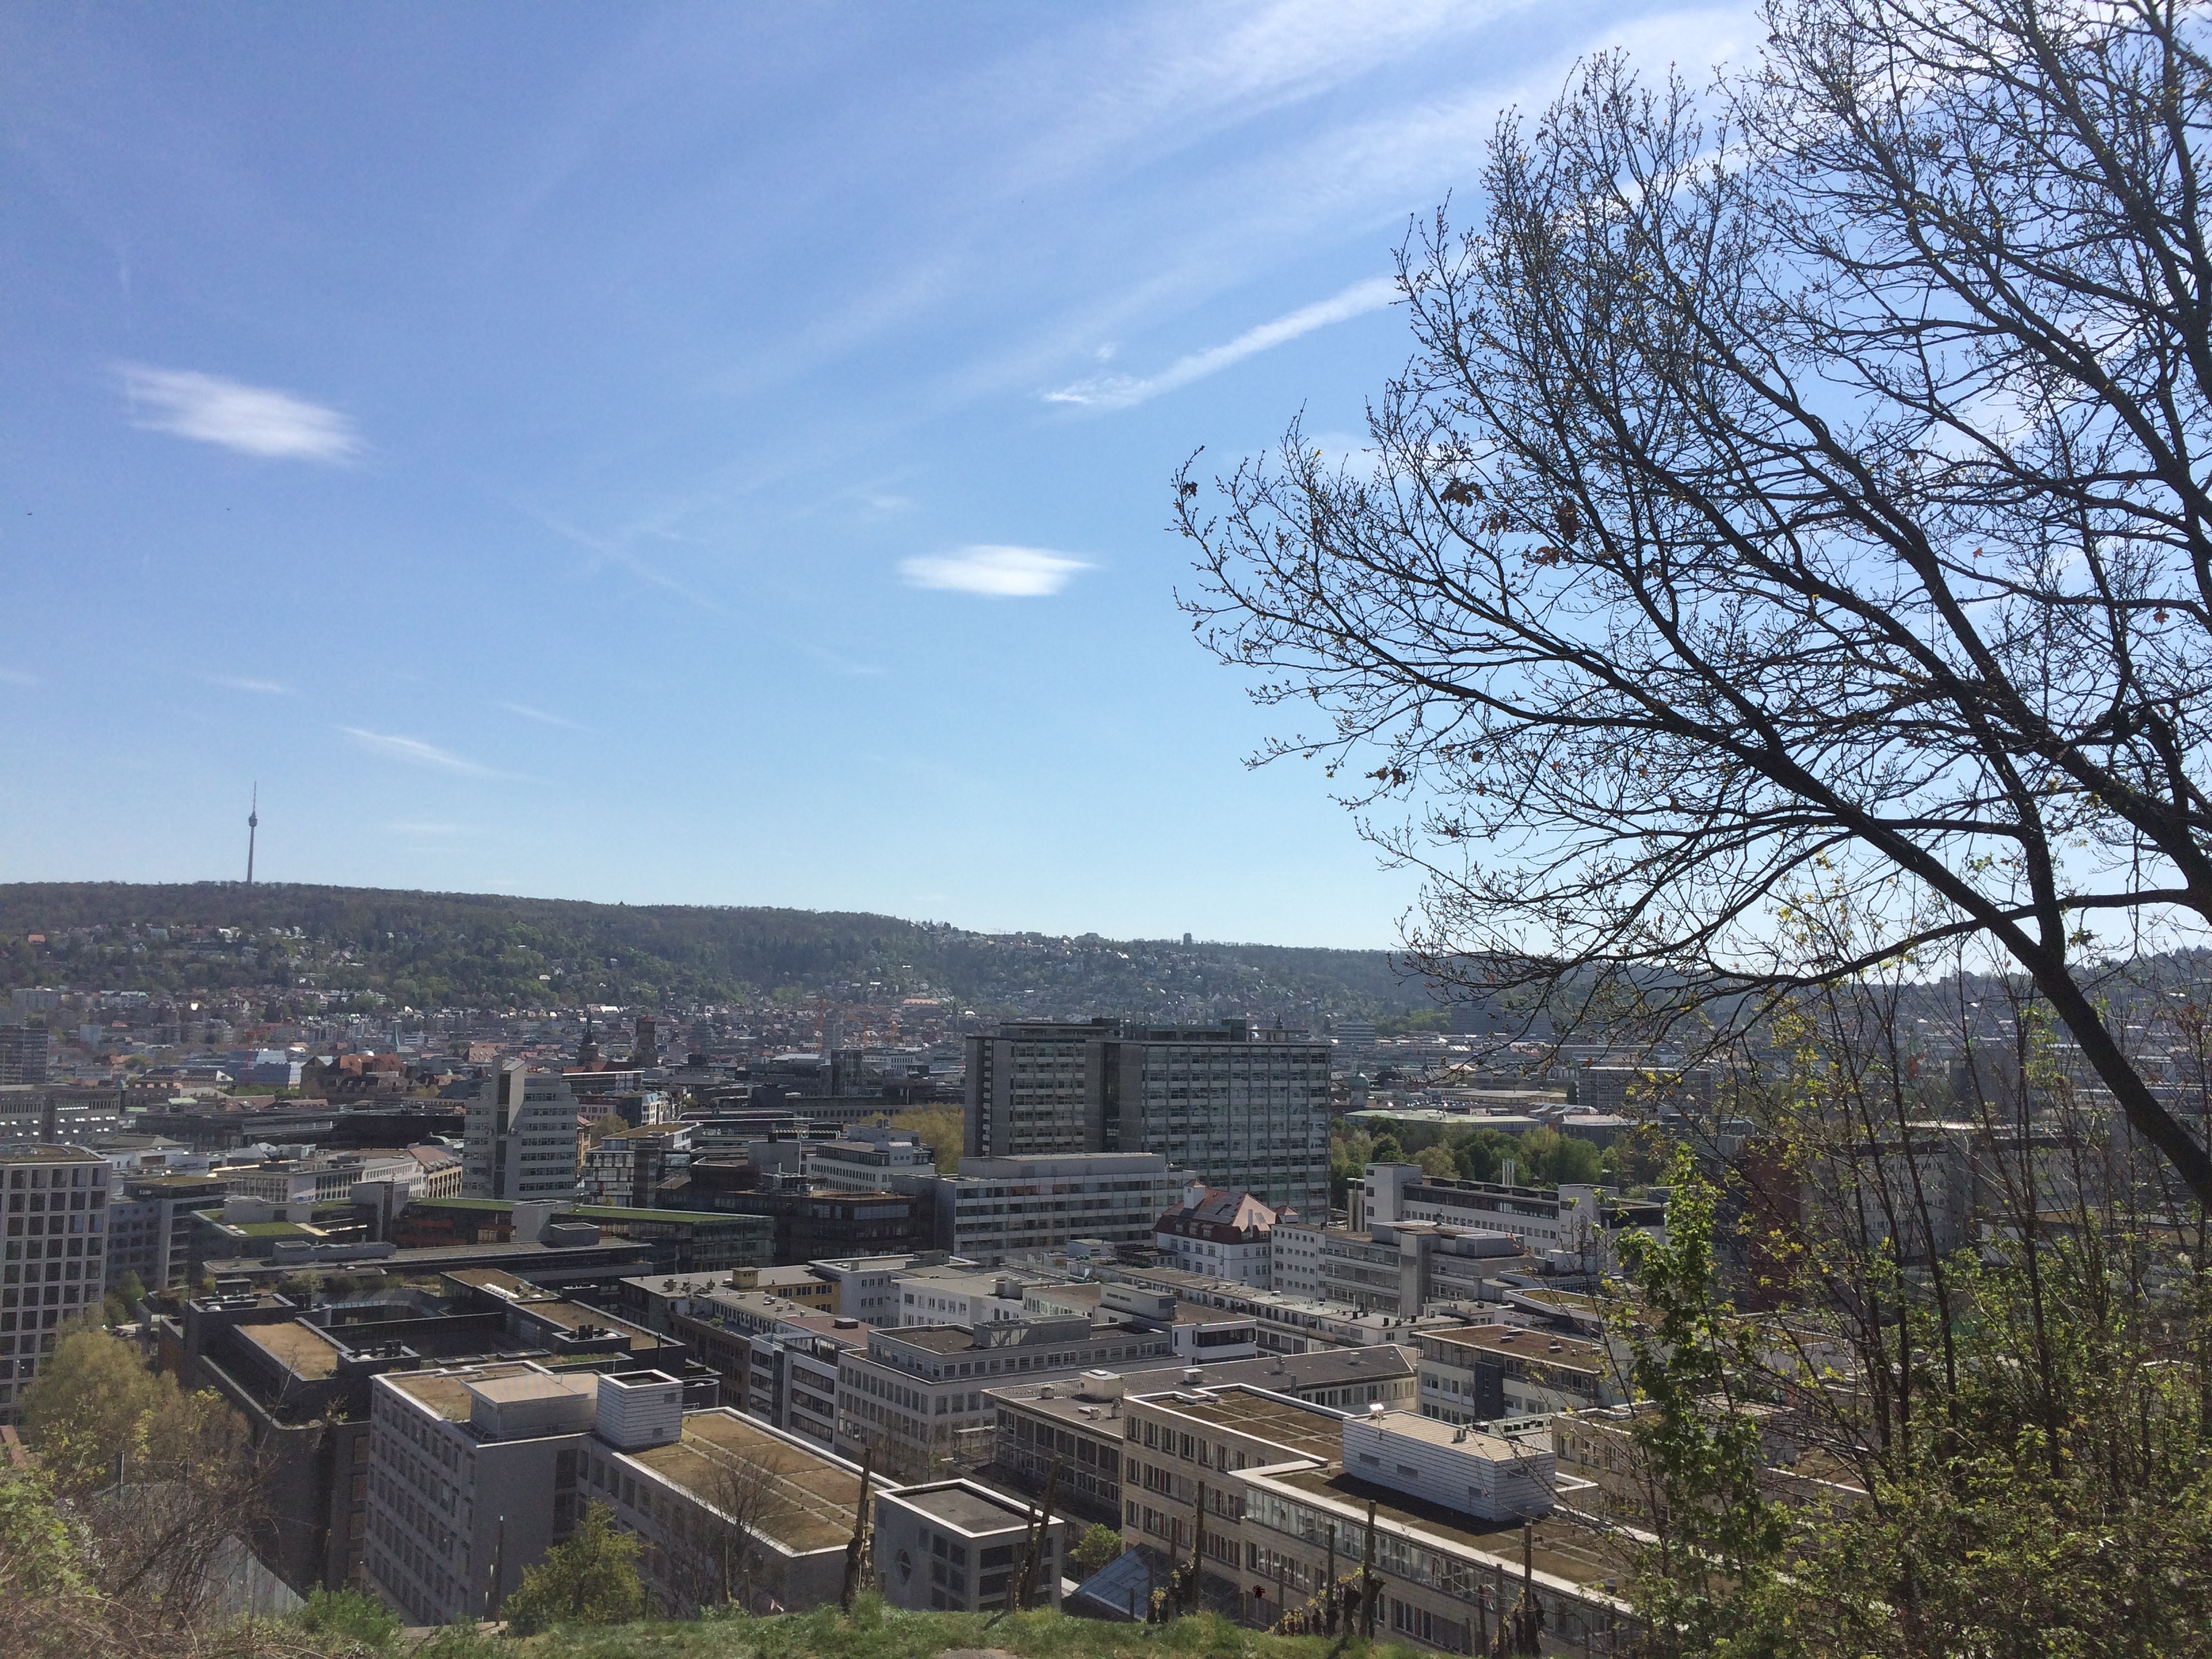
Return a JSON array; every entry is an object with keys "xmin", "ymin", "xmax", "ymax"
[
  {"xmin": 1044, "ymin": 275, "xmax": 1399, "ymax": 411},
  {"xmin": 340, "ymin": 726, "xmax": 508, "ymax": 778},
  {"xmin": 199, "ymin": 673, "xmax": 295, "ymax": 696},
  {"xmin": 500, "ymin": 701, "xmax": 591, "ymax": 733},
  {"xmin": 899, "ymin": 544, "xmax": 1092, "ymax": 598},
  {"xmin": 120, "ymin": 365, "xmax": 364, "ymax": 462}
]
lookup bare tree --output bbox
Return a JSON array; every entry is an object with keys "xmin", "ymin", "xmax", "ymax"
[
  {"xmin": 1178, "ymin": 0, "xmax": 2212, "ymax": 1204},
  {"xmin": 651, "ymin": 1447, "xmax": 787, "ymax": 1616}
]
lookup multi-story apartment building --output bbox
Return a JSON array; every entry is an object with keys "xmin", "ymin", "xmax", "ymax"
[
  {"xmin": 1, "ymin": 1143, "xmax": 108, "ymax": 1422},
  {"xmin": 834, "ymin": 1313, "xmax": 1176, "ymax": 1483},
  {"xmin": 464, "ymin": 1061, "xmax": 580, "ymax": 1202},
  {"xmin": 1154, "ymin": 1185, "xmax": 1278, "ymax": 1288},
  {"xmin": 1022, "ymin": 1279, "xmax": 1263, "ymax": 1365},
  {"xmin": 928, "ymin": 1151, "xmax": 1185, "ymax": 1265}
]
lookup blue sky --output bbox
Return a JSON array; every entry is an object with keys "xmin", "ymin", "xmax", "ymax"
[{"xmin": 1, "ymin": 1, "xmax": 1749, "ymax": 947}]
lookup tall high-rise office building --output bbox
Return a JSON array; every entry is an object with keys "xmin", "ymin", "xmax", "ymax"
[
  {"xmin": 1, "ymin": 1144, "xmax": 108, "ymax": 1422},
  {"xmin": 1099, "ymin": 1021, "xmax": 1332, "ymax": 1216},
  {"xmin": 0, "ymin": 1025, "xmax": 51, "ymax": 1086},
  {"xmin": 962, "ymin": 1018, "xmax": 1331, "ymax": 1215},
  {"xmin": 464, "ymin": 1061, "xmax": 581, "ymax": 1201},
  {"xmin": 962, "ymin": 1019, "xmax": 1118, "ymax": 1159}
]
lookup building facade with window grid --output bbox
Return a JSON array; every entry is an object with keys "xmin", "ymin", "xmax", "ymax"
[{"xmin": 1, "ymin": 1143, "xmax": 107, "ymax": 1422}]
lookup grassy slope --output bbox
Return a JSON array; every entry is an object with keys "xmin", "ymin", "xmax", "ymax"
[{"xmin": 510, "ymin": 1607, "xmax": 1420, "ymax": 1659}]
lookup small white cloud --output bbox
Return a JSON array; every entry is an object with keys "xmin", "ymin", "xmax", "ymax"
[
  {"xmin": 200, "ymin": 674, "xmax": 294, "ymax": 696},
  {"xmin": 0, "ymin": 668, "xmax": 39, "ymax": 687},
  {"xmin": 899, "ymin": 544, "xmax": 1093, "ymax": 598},
  {"xmin": 1045, "ymin": 275, "xmax": 1399, "ymax": 411},
  {"xmin": 340, "ymin": 726, "xmax": 502, "ymax": 777},
  {"xmin": 499, "ymin": 701, "xmax": 590, "ymax": 733},
  {"xmin": 804, "ymin": 645, "xmax": 888, "ymax": 677},
  {"xmin": 121, "ymin": 365, "xmax": 363, "ymax": 462}
]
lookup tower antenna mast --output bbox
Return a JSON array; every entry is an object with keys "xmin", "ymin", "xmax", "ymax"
[{"xmin": 246, "ymin": 785, "xmax": 259, "ymax": 885}]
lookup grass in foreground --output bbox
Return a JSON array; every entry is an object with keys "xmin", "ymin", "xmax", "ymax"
[{"xmin": 505, "ymin": 1601, "xmax": 1423, "ymax": 1659}]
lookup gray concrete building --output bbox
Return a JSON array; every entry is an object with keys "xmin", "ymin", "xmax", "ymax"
[
  {"xmin": 834, "ymin": 1313, "xmax": 1176, "ymax": 1483},
  {"xmin": 963, "ymin": 1019, "xmax": 1331, "ymax": 1219},
  {"xmin": 989, "ymin": 1345, "xmax": 1420, "ymax": 1527},
  {"xmin": 875, "ymin": 1479, "xmax": 1061, "ymax": 1612},
  {"xmin": 1, "ymin": 1142, "xmax": 108, "ymax": 1422},
  {"xmin": 964, "ymin": 1019, "xmax": 1118, "ymax": 1159}
]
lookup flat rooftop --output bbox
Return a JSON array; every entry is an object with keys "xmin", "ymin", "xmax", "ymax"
[
  {"xmin": 998, "ymin": 1347, "xmax": 1416, "ymax": 1428},
  {"xmin": 516, "ymin": 1300, "xmax": 668, "ymax": 1354},
  {"xmin": 1360, "ymin": 1408, "xmax": 1533, "ymax": 1458},
  {"xmin": 625, "ymin": 1411, "xmax": 867, "ymax": 1554},
  {"xmin": 239, "ymin": 1319, "xmax": 343, "ymax": 1381},
  {"xmin": 1132, "ymin": 1386, "xmax": 1345, "ymax": 1463},
  {"xmin": 1422, "ymin": 1324, "xmax": 1610, "ymax": 1372},
  {"xmin": 447, "ymin": 1267, "xmax": 558, "ymax": 1300},
  {"xmin": 876, "ymin": 1325, "xmax": 983, "ymax": 1354},
  {"xmin": 386, "ymin": 1361, "xmax": 543, "ymax": 1423},
  {"xmin": 204, "ymin": 1240, "xmax": 656, "ymax": 1282},
  {"xmin": 1271, "ymin": 1465, "xmax": 1634, "ymax": 1592},
  {"xmin": 892, "ymin": 1482, "xmax": 1031, "ymax": 1536},
  {"xmin": 470, "ymin": 1370, "xmax": 595, "ymax": 1406}
]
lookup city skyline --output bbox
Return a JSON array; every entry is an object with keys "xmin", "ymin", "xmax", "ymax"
[{"xmin": 1, "ymin": 3, "xmax": 1753, "ymax": 947}]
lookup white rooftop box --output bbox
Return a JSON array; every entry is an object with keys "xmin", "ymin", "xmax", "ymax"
[
  {"xmin": 594, "ymin": 1369, "xmax": 684, "ymax": 1450},
  {"xmin": 1341, "ymin": 1408, "xmax": 1555, "ymax": 1523}
]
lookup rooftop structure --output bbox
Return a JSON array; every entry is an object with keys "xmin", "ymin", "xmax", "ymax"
[{"xmin": 874, "ymin": 1479, "xmax": 1063, "ymax": 1613}]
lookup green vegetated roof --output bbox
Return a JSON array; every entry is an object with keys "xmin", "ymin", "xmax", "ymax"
[
  {"xmin": 234, "ymin": 1221, "xmax": 317, "ymax": 1237},
  {"xmin": 411, "ymin": 1197, "xmax": 515, "ymax": 1212},
  {"xmin": 567, "ymin": 1204, "xmax": 770, "ymax": 1226}
]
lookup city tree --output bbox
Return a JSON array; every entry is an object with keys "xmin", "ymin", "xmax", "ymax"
[{"xmin": 1179, "ymin": 0, "xmax": 2212, "ymax": 1206}]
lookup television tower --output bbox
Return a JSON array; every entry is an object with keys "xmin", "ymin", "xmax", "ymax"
[{"xmin": 246, "ymin": 785, "xmax": 259, "ymax": 885}]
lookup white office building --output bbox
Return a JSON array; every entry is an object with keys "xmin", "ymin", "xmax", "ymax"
[
  {"xmin": 811, "ymin": 1127, "xmax": 939, "ymax": 1191},
  {"xmin": 464, "ymin": 1061, "xmax": 581, "ymax": 1202},
  {"xmin": 929, "ymin": 1151, "xmax": 1185, "ymax": 1265},
  {"xmin": 1271, "ymin": 1216, "xmax": 1327, "ymax": 1299}
]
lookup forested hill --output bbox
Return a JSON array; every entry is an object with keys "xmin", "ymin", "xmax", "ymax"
[{"xmin": 0, "ymin": 882, "xmax": 1434, "ymax": 1021}]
